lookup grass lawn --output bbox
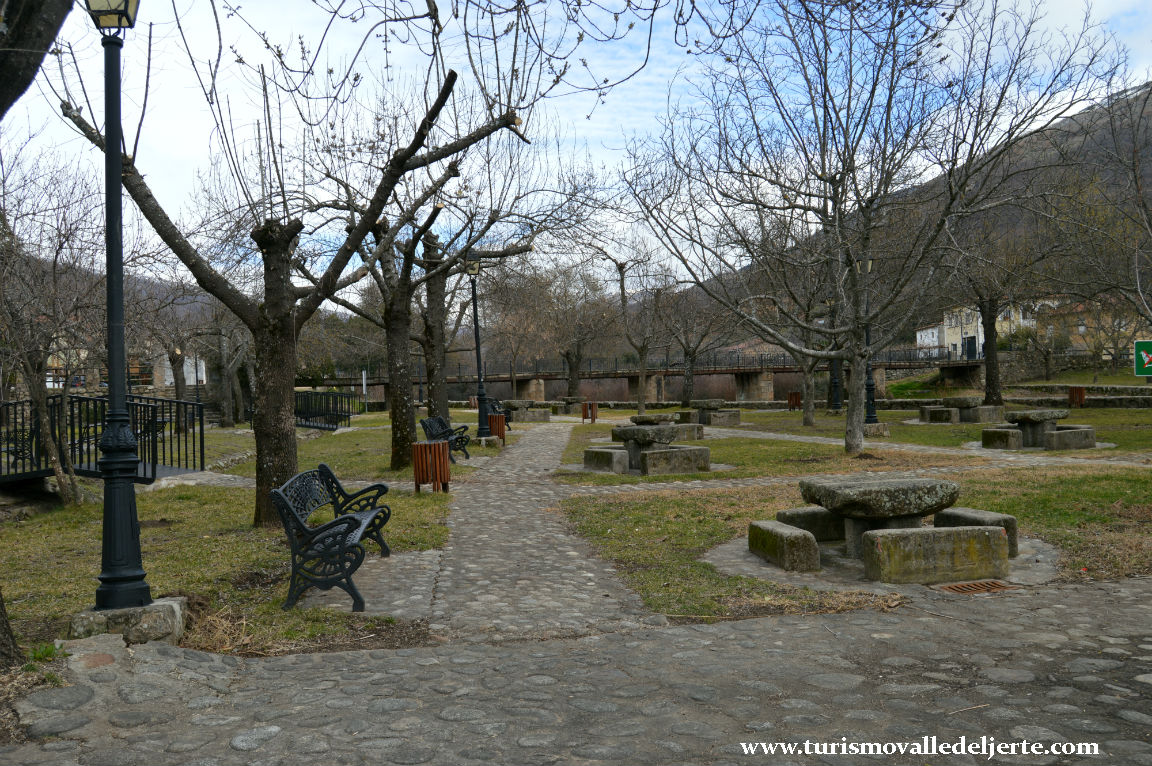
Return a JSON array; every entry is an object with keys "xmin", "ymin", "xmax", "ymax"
[
  {"xmin": 940, "ymin": 465, "xmax": 1152, "ymax": 580},
  {"xmin": 558, "ymin": 464, "xmax": 1152, "ymax": 619},
  {"xmin": 561, "ymin": 486, "xmax": 890, "ymax": 619},
  {"xmin": 1020, "ymin": 369, "xmax": 1152, "ymax": 387},
  {"xmin": 2, "ymin": 483, "xmax": 451, "ymax": 656},
  {"xmin": 222, "ymin": 411, "xmax": 511, "ymax": 483},
  {"xmin": 555, "ymin": 422, "xmax": 991, "ymax": 485}
]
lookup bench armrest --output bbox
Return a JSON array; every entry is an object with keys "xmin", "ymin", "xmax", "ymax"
[
  {"xmin": 336, "ymin": 483, "xmax": 389, "ymax": 515},
  {"xmin": 303, "ymin": 514, "xmax": 366, "ymax": 553}
]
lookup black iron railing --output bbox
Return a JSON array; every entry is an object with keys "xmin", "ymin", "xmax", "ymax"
[
  {"xmin": 294, "ymin": 391, "xmax": 360, "ymax": 431},
  {"xmin": 0, "ymin": 394, "xmax": 205, "ymax": 485}
]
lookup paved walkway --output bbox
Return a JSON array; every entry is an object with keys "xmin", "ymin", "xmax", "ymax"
[{"xmin": 6, "ymin": 423, "xmax": 1152, "ymax": 765}]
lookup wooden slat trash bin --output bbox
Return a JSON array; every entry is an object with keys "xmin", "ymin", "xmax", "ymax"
[
  {"xmin": 413, "ymin": 440, "xmax": 450, "ymax": 493},
  {"xmin": 488, "ymin": 413, "xmax": 507, "ymax": 443},
  {"xmin": 581, "ymin": 401, "xmax": 598, "ymax": 423},
  {"xmin": 1068, "ymin": 386, "xmax": 1086, "ymax": 408},
  {"xmin": 787, "ymin": 391, "xmax": 803, "ymax": 410}
]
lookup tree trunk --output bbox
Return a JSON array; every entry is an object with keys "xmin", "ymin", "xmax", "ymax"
[
  {"xmin": 386, "ymin": 292, "xmax": 416, "ymax": 470},
  {"xmin": 168, "ymin": 347, "xmax": 188, "ymax": 403},
  {"xmin": 681, "ymin": 351, "xmax": 696, "ymax": 406},
  {"xmin": 22, "ymin": 356, "xmax": 78, "ymax": 505},
  {"xmin": 216, "ymin": 334, "xmax": 235, "ymax": 428},
  {"xmin": 562, "ymin": 347, "xmax": 583, "ymax": 398},
  {"xmin": 636, "ymin": 355, "xmax": 648, "ymax": 414},
  {"xmin": 844, "ymin": 348, "xmax": 866, "ymax": 455},
  {"xmin": 978, "ymin": 297, "xmax": 1003, "ymax": 405},
  {"xmin": 250, "ymin": 317, "xmax": 299, "ymax": 527},
  {"xmin": 801, "ymin": 363, "xmax": 817, "ymax": 427},
  {"xmin": 0, "ymin": 587, "xmax": 24, "ymax": 670},
  {"xmin": 421, "ymin": 240, "xmax": 450, "ymax": 419},
  {"xmin": 0, "ymin": 0, "xmax": 72, "ymax": 122}
]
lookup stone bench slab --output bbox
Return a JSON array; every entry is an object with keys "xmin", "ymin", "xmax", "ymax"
[
  {"xmin": 775, "ymin": 506, "xmax": 843, "ymax": 542},
  {"xmin": 749, "ymin": 521, "xmax": 820, "ymax": 572},
  {"xmin": 934, "ymin": 507, "xmax": 1018, "ymax": 557},
  {"xmin": 982, "ymin": 427, "xmax": 1023, "ymax": 450},
  {"xmin": 1044, "ymin": 425, "xmax": 1096, "ymax": 451},
  {"xmin": 862, "ymin": 526, "xmax": 1009, "ymax": 584}
]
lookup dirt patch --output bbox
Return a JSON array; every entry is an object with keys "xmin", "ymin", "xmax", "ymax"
[
  {"xmin": 139, "ymin": 518, "xmax": 177, "ymax": 528},
  {"xmin": 0, "ymin": 659, "xmax": 67, "ymax": 745}
]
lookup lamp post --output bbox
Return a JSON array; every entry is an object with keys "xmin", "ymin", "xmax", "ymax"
[
  {"xmin": 86, "ymin": 0, "xmax": 151, "ymax": 610},
  {"xmin": 465, "ymin": 254, "xmax": 491, "ymax": 439}
]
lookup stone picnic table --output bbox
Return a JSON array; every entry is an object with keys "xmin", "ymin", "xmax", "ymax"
[
  {"xmin": 1005, "ymin": 409, "xmax": 1069, "ymax": 448},
  {"xmin": 610, "ymin": 414, "xmax": 678, "ymax": 470},
  {"xmin": 798, "ymin": 476, "xmax": 960, "ymax": 557}
]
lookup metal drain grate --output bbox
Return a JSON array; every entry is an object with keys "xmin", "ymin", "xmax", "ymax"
[{"xmin": 937, "ymin": 580, "xmax": 1017, "ymax": 595}]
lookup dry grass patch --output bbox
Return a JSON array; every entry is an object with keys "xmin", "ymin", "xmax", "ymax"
[
  {"xmin": 559, "ymin": 486, "xmax": 893, "ymax": 619},
  {"xmin": 937, "ymin": 465, "xmax": 1152, "ymax": 579},
  {"xmin": 558, "ymin": 424, "xmax": 988, "ymax": 485},
  {"xmin": 2, "ymin": 484, "xmax": 450, "ymax": 657}
]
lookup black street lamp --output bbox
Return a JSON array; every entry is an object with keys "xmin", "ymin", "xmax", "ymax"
[
  {"xmin": 86, "ymin": 0, "xmax": 151, "ymax": 610},
  {"xmin": 465, "ymin": 254, "xmax": 491, "ymax": 439}
]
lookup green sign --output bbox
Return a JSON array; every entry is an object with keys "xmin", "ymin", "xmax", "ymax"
[{"xmin": 1136, "ymin": 340, "xmax": 1152, "ymax": 376}]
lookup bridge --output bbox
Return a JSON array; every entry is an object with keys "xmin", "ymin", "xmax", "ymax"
[{"xmin": 316, "ymin": 347, "xmax": 983, "ymax": 400}]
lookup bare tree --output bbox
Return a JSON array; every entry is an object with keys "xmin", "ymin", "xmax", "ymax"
[
  {"xmin": 0, "ymin": 140, "xmax": 106, "ymax": 504},
  {"xmin": 1053, "ymin": 80, "xmax": 1152, "ymax": 331},
  {"xmin": 656, "ymin": 284, "xmax": 736, "ymax": 406},
  {"xmin": 627, "ymin": 0, "xmax": 1112, "ymax": 453},
  {"xmin": 597, "ymin": 239, "xmax": 672, "ymax": 413}
]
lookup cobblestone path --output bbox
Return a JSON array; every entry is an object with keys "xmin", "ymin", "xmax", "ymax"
[{"xmin": 6, "ymin": 421, "xmax": 1151, "ymax": 765}]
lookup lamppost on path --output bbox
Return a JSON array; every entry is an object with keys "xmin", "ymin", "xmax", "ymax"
[
  {"xmin": 465, "ymin": 254, "xmax": 492, "ymax": 439},
  {"xmin": 86, "ymin": 0, "xmax": 152, "ymax": 610}
]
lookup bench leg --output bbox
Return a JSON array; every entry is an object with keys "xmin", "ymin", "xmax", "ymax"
[
  {"xmin": 364, "ymin": 519, "xmax": 391, "ymax": 557},
  {"xmin": 333, "ymin": 577, "xmax": 366, "ymax": 612},
  {"xmin": 282, "ymin": 570, "xmax": 309, "ymax": 611}
]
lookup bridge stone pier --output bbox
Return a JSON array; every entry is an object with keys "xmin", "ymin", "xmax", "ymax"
[
  {"xmin": 513, "ymin": 378, "xmax": 546, "ymax": 401},
  {"xmin": 735, "ymin": 371, "xmax": 773, "ymax": 401}
]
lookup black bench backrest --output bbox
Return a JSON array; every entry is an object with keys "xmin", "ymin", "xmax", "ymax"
[
  {"xmin": 274, "ymin": 469, "xmax": 334, "ymax": 527},
  {"xmin": 420, "ymin": 416, "xmax": 452, "ymax": 439}
]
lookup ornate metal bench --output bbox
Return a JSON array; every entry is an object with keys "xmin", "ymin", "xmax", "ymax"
[
  {"xmin": 488, "ymin": 399, "xmax": 511, "ymax": 428},
  {"xmin": 4, "ymin": 428, "xmax": 35, "ymax": 468},
  {"xmin": 419, "ymin": 415, "xmax": 470, "ymax": 462},
  {"xmin": 269, "ymin": 463, "xmax": 391, "ymax": 612}
]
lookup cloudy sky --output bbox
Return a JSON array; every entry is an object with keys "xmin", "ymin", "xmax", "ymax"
[{"xmin": 8, "ymin": 0, "xmax": 1152, "ymax": 217}]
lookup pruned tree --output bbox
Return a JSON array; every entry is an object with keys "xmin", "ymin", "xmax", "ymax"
[
  {"xmin": 49, "ymin": 0, "xmax": 668, "ymax": 511},
  {"xmin": 596, "ymin": 237, "xmax": 672, "ymax": 413},
  {"xmin": 626, "ymin": 0, "xmax": 1112, "ymax": 453}
]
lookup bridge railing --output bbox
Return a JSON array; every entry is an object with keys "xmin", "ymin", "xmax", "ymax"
[
  {"xmin": 294, "ymin": 391, "xmax": 360, "ymax": 431},
  {"xmin": 332, "ymin": 345, "xmax": 964, "ymax": 383}
]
